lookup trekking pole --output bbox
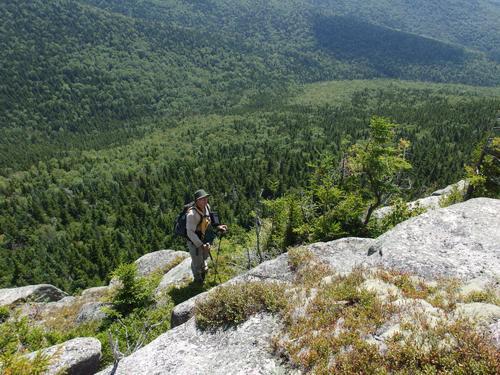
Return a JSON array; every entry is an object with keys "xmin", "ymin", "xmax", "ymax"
[
  {"xmin": 208, "ymin": 251, "xmax": 220, "ymax": 284},
  {"xmin": 210, "ymin": 232, "xmax": 224, "ymax": 284}
]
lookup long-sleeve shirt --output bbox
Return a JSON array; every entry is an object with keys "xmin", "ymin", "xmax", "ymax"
[{"xmin": 186, "ymin": 205, "xmax": 210, "ymax": 248}]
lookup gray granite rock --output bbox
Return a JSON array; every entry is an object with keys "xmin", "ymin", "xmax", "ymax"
[
  {"xmin": 360, "ymin": 279, "xmax": 402, "ymax": 301},
  {"xmin": 75, "ymin": 302, "xmax": 112, "ymax": 324},
  {"xmin": 459, "ymin": 276, "xmax": 499, "ymax": 296},
  {"xmin": 489, "ymin": 320, "xmax": 500, "ymax": 349},
  {"xmin": 96, "ymin": 314, "xmax": 287, "ymax": 375},
  {"xmin": 155, "ymin": 258, "xmax": 193, "ymax": 297},
  {"xmin": 26, "ymin": 337, "xmax": 101, "ymax": 375},
  {"xmin": 80, "ymin": 286, "xmax": 112, "ymax": 300},
  {"xmin": 368, "ymin": 198, "xmax": 500, "ymax": 281},
  {"xmin": 134, "ymin": 249, "xmax": 189, "ymax": 277},
  {"xmin": 0, "ymin": 284, "xmax": 68, "ymax": 307},
  {"xmin": 373, "ymin": 180, "xmax": 467, "ymax": 220},
  {"xmin": 170, "ymin": 292, "xmax": 207, "ymax": 328},
  {"xmin": 454, "ymin": 303, "xmax": 500, "ymax": 325},
  {"xmin": 431, "ymin": 180, "xmax": 467, "ymax": 196},
  {"xmin": 308, "ymin": 237, "xmax": 376, "ymax": 273}
]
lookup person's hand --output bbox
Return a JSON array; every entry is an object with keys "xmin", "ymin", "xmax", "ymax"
[
  {"xmin": 217, "ymin": 225, "xmax": 228, "ymax": 234},
  {"xmin": 201, "ymin": 243, "xmax": 211, "ymax": 255}
]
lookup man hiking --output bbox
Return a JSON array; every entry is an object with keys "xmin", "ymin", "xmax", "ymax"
[{"xmin": 186, "ymin": 189, "xmax": 227, "ymax": 283}]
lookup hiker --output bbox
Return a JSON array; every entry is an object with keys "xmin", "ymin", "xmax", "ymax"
[{"xmin": 186, "ymin": 189, "xmax": 227, "ymax": 282}]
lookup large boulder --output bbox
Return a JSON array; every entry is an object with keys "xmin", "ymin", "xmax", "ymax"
[
  {"xmin": 96, "ymin": 314, "xmax": 288, "ymax": 375},
  {"xmin": 75, "ymin": 302, "xmax": 112, "ymax": 324},
  {"xmin": 0, "ymin": 284, "xmax": 67, "ymax": 307},
  {"xmin": 368, "ymin": 198, "xmax": 500, "ymax": 281},
  {"xmin": 80, "ymin": 286, "xmax": 112, "ymax": 300},
  {"xmin": 155, "ymin": 258, "xmax": 193, "ymax": 297},
  {"xmin": 310, "ymin": 199, "xmax": 500, "ymax": 281},
  {"xmin": 308, "ymin": 237, "xmax": 376, "ymax": 273},
  {"xmin": 26, "ymin": 337, "xmax": 101, "ymax": 375},
  {"xmin": 134, "ymin": 249, "xmax": 189, "ymax": 277}
]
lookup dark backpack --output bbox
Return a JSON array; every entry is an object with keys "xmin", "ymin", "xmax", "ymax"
[{"xmin": 173, "ymin": 202, "xmax": 195, "ymax": 238}]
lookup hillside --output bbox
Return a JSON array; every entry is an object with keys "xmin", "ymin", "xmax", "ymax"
[
  {"xmin": 1, "ymin": 0, "xmax": 499, "ymax": 295},
  {"xmin": 2, "ymin": 0, "xmax": 500, "ymax": 172},
  {"xmin": 312, "ymin": 0, "xmax": 500, "ymax": 59},
  {"xmin": 0, "ymin": 81, "xmax": 499, "ymax": 292}
]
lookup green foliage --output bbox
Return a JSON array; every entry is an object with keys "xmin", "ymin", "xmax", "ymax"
[
  {"xmin": 109, "ymin": 263, "xmax": 157, "ymax": 316},
  {"xmin": 369, "ymin": 198, "xmax": 426, "ymax": 237},
  {"xmin": 194, "ymin": 282, "xmax": 287, "ymax": 330},
  {"xmin": 0, "ymin": 82, "xmax": 498, "ymax": 292},
  {"xmin": 98, "ymin": 300, "xmax": 173, "ymax": 366},
  {"xmin": 380, "ymin": 319, "xmax": 500, "ymax": 375},
  {"xmin": 313, "ymin": 0, "xmax": 500, "ymax": 56},
  {"xmin": 287, "ymin": 247, "xmax": 314, "ymax": 271},
  {"xmin": 466, "ymin": 136, "xmax": 500, "ymax": 199},
  {"xmin": 349, "ymin": 117, "xmax": 412, "ymax": 225},
  {"xmin": 439, "ymin": 186, "xmax": 465, "ymax": 207},
  {"xmin": 0, "ymin": 306, "xmax": 9, "ymax": 323},
  {"xmin": 0, "ymin": 351, "xmax": 50, "ymax": 375},
  {"xmin": 264, "ymin": 116, "xmax": 414, "ymax": 248},
  {"xmin": 1, "ymin": 0, "xmax": 500, "ymax": 172}
]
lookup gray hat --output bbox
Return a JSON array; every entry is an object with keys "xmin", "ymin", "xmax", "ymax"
[{"xmin": 194, "ymin": 189, "xmax": 210, "ymax": 201}]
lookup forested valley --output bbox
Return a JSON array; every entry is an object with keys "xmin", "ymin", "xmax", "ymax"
[
  {"xmin": 1, "ymin": 0, "xmax": 499, "ymax": 292},
  {"xmin": 1, "ymin": 80, "xmax": 499, "ymax": 292}
]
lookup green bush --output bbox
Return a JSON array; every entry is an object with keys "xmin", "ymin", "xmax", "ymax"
[
  {"xmin": 109, "ymin": 263, "xmax": 156, "ymax": 316},
  {"xmin": 195, "ymin": 282, "xmax": 287, "ymax": 330},
  {"xmin": 0, "ymin": 306, "xmax": 9, "ymax": 323},
  {"xmin": 369, "ymin": 198, "xmax": 426, "ymax": 237}
]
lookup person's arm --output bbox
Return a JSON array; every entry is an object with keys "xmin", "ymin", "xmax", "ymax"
[{"xmin": 186, "ymin": 210, "xmax": 204, "ymax": 248}]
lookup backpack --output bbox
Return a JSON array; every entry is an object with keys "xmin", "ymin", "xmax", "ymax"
[
  {"xmin": 173, "ymin": 202, "xmax": 217, "ymax": 241},
  {"xmin": 173, "ymin": 202, "xmax": 195, "ymax": 238}
]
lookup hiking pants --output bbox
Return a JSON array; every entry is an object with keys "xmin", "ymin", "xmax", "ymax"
[{"xmin": 187, "ymin": 241, "xmax": 209, "ymax": 282}]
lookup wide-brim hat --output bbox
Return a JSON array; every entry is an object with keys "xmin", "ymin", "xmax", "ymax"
[{"xmin": 194, "ymin": 189, "xmax": 210, "ymax": 201}]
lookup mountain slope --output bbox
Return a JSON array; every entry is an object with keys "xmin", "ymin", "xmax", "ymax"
[
  {"xmin": 312, "ymin": 0, "xmax": 500, "ymax": 59},
  {"xmin": 1, "ymin": 0, "xmax": 499, "ymax": 137}
]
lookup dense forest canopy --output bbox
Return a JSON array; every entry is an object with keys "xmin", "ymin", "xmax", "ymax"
[
  {"xmin": 0, "ymin": 0, "xmax": 499, "ymax": 292},
  {"xmin": 1, "ymin": 81, "xmax": 499, "ymax": 291},
  {"xmin": 312, "ymin": 0, "xmax": 500, "ymax": 59}
]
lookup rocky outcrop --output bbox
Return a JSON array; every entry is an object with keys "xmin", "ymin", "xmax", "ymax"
[
  {"xmin": 155, "ymin": 258, "xmax": 193, "ymax": 297},
  {"xmin": 134, "ymin": 249, "xmax": 189, "ymax": 277},
  {"xmin": 26, "ymin": 337, "xmax": 101, "ymax": 375},
  {"xmin": 308, "ymin": 237, "xmax": 375, "ymax": 273},
  {"xmin": 96, "ymin": 314, "xmax": 288, "ymax": 375},
  {"xmin": 373, "ymin": 180, "xmax": 467, "ymax": 220},
  {"xmin": 171, "ymin": 197, "xmax": 499, "ymax": 328},
  {"xmin": 7, "ymin": 197, "xmax": 500, "ymax": 374},
  {"xmin": 368, "ymin": 198, "xmax": 500, "ymax": 281},
  {"xmin": 80, "ymin": 286, "xmax": 112, "ymax": 300},
  {"xmin": 431, "ymin": 180, "xmax": 467, "ymax": 196},
  {"xmin": 0, "ymin": 284, "xmax": 67, "ymax": 307},
  {"xmin": 170, "ymin": 253, "xmax": 293, "ymax": 328},
  {"xmin": 75, "ymin": 302, "xmax": 112, "ymax": 324},
  {"xmin": 309, "ymin": 199, "xmax": 500, "ymax": 282}
]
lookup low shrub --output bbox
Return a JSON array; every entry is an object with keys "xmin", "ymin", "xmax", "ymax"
[
  {"xmin": 277, "ymin": 271, "xmax": 393, "ymax": 373},
  {"xmin": 195, "ymin": 282, "xmax": 287, "ymax": 330}
]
